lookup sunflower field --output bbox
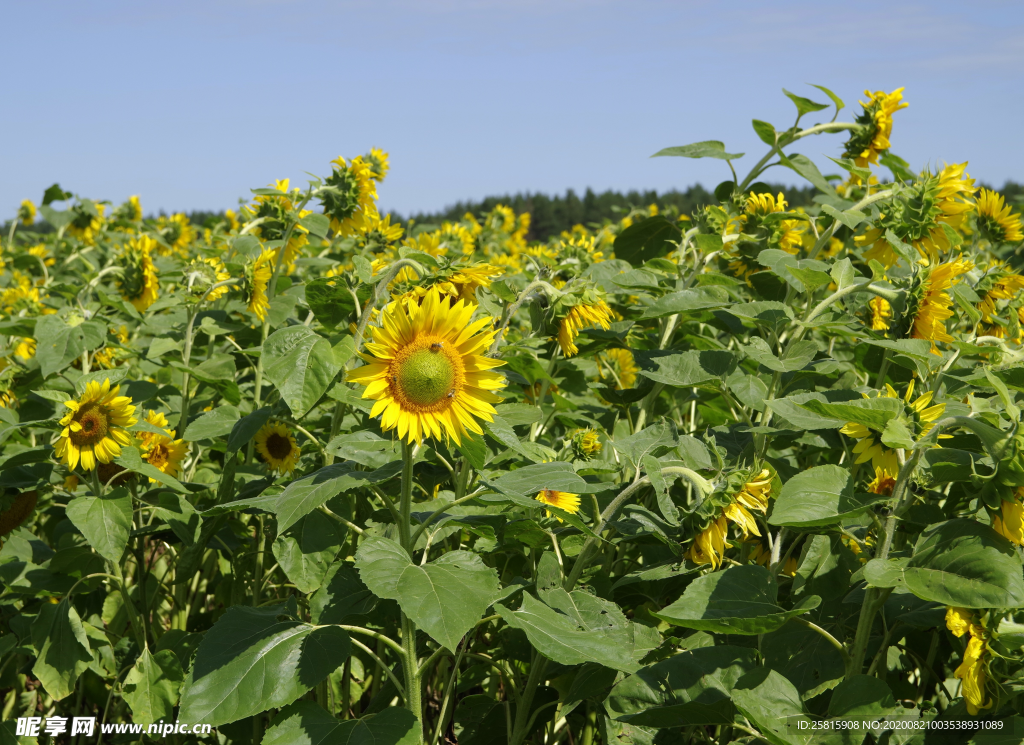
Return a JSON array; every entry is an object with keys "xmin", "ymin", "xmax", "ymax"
[{"xmin": 2, "ymin": 84, "xmax": 1024, "ymax": 745}]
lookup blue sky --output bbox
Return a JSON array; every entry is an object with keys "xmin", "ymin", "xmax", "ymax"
[{"xmin": 3, "ymin": 0, "xmax": 1023, "ymax": 218}]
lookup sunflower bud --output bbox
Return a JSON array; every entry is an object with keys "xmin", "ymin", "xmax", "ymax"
[{"xmin": 570, "ymin": 429, "xmax": 603, "ymax": 461}]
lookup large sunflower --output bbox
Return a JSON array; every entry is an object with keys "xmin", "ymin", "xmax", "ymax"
[
  {"xmin": 347, "ymin": 288, "xmax": 506, "ymax": 445},
  {"xmin": 910, "ymin": 257, "xmax": 972, "ymax": 349},
  {"xmin": 55, "ymin": 379, "xmax": 137, "ymax": 471}
]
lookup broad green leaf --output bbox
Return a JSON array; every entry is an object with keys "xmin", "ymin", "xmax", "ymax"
[
  {"xmin": 272, "ymin": 510, "xmax": 346, "ymax": 594},
  {"xmin": 115, "ymin": 445, "xmax": 187, "ymax": 493},
  {"xmin": 310, "ymin": 563, "xmax": 378, "ymax": 624},
  {"xmin": 651, "ymin": 141, "xmax": 744, "ymax": 160},
  {"xmin": 821, "ymin": 204, "xmax": 867, "ymax": 231},
  {"xmin": 655, "ymin": 565, "xmax": 820, "ymax": 635},
  {"xmin": 731, "ymin": 668, "xmax": 811, "ymax": 745},
  {"xmin": 827, "ymin": 675, "xmax": 897, "ymax": 722},
  {"xmin": 483, "ymin": 415, "xmax": 533, "ymax": 461},
  {"xmin": 495, "ymin": 593, "xmax": 653, "ymax": 673},
  {"xmin": 152, "ymin": 492, "xmax": 202, "ymax": 544},
  {"xmin": 31, "ymin": 599, "xmax": 94, "ymax": 701},
  {"xmin": 263, "ymin": 326, "xmax": 341, "ymax": 417},
  {"xmin": 762, "ymin": 620, "xmax": 845, "ymax": 700},
  {"xmin": 75, "ymin": 367, "xmax": 130, "ymax": 394},
  {"xmin": 178, "ymin": 603, "xmax": 350, "ymax": 726},
  {"xmin": 798, "ymin": 396, "xmax": 903, "ymax": 432},
  {"xmin": 766, "ymin": 390, "xmax": 861, "ymax": 430},
  {"xmin": 487, "ymin": 461, "xmax": 595, "ymax": 497},
  {"xmin": 493, "ymin": 402, "xmax": 542, "ymax": 426},
  {"xmin": 355, "ymin": 537, "xmax": 499, "ymax": 651},
  {"xmin": 65, "ymin": 487, "xmax": 133, "ymax": 563},
  {"xmin": 613, "ymin": 421, "xmax": 678, "ymax": 469},
  {"xmin": 605, "ymin": 645, "xmax": 755, "ymax": 726},
  {"xmin": 782, "ymin": 88, "xmax": 829, "ymax": 117},
  {"xmin": 752, "ymin": 120, "xmax": 776, "ymax": 145},
  {"xmin": 227, "ymin": 407, "xmax": 273, "ymax": 453},
  {"xmin": 903, "ymin": 519, "xmax": 1024, "ymax": 609},
  {"xmin": 780, "ymin": 153, "xmax": 836, "ymax": 196},
  {"xmin": 880, "ymin": 418, "xmax": 915, "ymax": 450},
  {"xmin": 183, "ymin": 405, "xmax": 240, "ymax": 442},
  {"xmin": 640, "ymin": 350, "xmax": 738, "ymax": 388},
  {"xmin": 264, "ymin": 701, "xmax": 418, "ymax": 745},
  {"xmin": 640, "ymin": 287, "xmax": 731, "ymax": 319},
  {"xmin": 920, "ymin": 448, "xmax": 977, "ymax": 484},
  {"xmin": 613, "ymin": 216, "xmax": 682, "ymax": 267},
  {"xmin": 810, "ymin": 84, "xmax": 845, "ymax": 114},
  {"xmin": 122, "ymin": 648, "xmax": 184, "ymax": 726},
  {"xmin": 725, "ymin": 301, "xmax": 794, "ymax": 334},
  {"xmin": 863, "ymin": 557, "xmax": 908, "ymax": 589},
  {"xmin": 305, "ymin": 277, "xmax": 360, "ymax": 331},
  {"xmin": 770, "ymin": 465, "xmax": 889, "ymax": 528},
  {"xmin": 741, "ymin": 337, "xmax": 816, "ymax": 372},
  {"xmin": 299, "ymin": 213, "xmax": 331, "ymax": 238}
]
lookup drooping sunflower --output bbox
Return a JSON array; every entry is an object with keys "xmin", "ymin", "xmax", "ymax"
[
  {"xmin": 976, "ymin": 189, "xmax": 1023, "ymax": 245},
  {"xmin": 570, "ymin": 429, "xmax": 602, "ymax": 461},
  {"xmin": 558, "ymin": 300, "xmax": 613, "ymax": 357},
  {"xmin": 975, "ymin": 263, "xmax": 1024, "ymax": 324},
  {"xmin": 67, "ymin": 202, "xmax": 106, "ymax": 245},
  {"xmin": 255, "ymin": 422, "xmax": 302, "ymax": 475},
  {"xmin": 240, "ymin": 179, "xmax": 312, "ymax": 271},
  {"xmin": 946, "ymin": 607, "xmax": 992, "ymax": 715},
  {"xmin": 17, "ymin": 200, "xmax": 36, "ymax": 225},
  {"xmin": 116, "ymin": 234, "xmax": 160, "ymax": 312},
  {"xmin": 536, "ymin": 489, "xmax": 580, "ymax": 519},
  {"xmin": 243, "ymin": 248, "xmax": 276, "ymax": 322},
  {"xmin": 55, "ymin": 379, "xmax": 137, "ymax": 471},
  {"xmin": 597, "ymin": 348, "xmax": 638, "ymax": 390},
  {"xmin": 843, "ymin": 88, "xmax": 908, "ymax": 169},
  {"xmin": 909, "ymin": 257, "xmax": 973, "ymax": 350},
  {"xmin": 347, "ymin": 288, "xmax": 506, "ymax": 445},
  {"xmin": 688, "ymin": 468, "xmax": 774, "ymax": 569},
  {"xmin": 363, "ymin": 148, "xmax": 390, "ymax": 182},
  {"xmin": 321, "ymin": 155, "xmax": 378, "ymax": 236}
]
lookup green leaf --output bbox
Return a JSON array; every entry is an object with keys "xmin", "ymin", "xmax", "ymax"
[
  {"xmin": 264, "ymin": 701, "xmax": 418, "ymax": 745},
  {"xmin": 30, "ymin": 599, "xmax": 95, "ymax": 701},
  {"xmin": 752, "ymin": 120, "xmax": 777, "ymax": 146},
  {"xmin": 355, "ymin": 537, "xmax": 499, "ymax": 651},
  {"xmin": 766, "ymin": 390, "xmax": 861, "ymax": 430},
  {"xmin": 831, "ymin": 258, "xmax": 857, "ymax": 290},
  {"xmin": 612, "ymin": 421, "xmax": 679, "ymax": 469},
  {"xmin": 821, "ymin": 204, "xmax": 867, "ymax": 231},
  {"xmin": 640, "ymin": 287, "xmax": 731, "ymax": 320},
  {"xmin": 884, "ymin": 229, "xmax": 918, "ymax": 265},
  {"xmin": 655, "ymin": 565, "xmax": 820, "ymax": 635},
  {"xmin": 779, "ymin": 153, "xmax": 836, "ymax": 196},
  {"xmin": 35, "ymin": 316, "xmax": 87, "ymax": 377},
  {"xmin": 483, "ymin": 415, "xmax": 533, "ymax": 461},
  {"xmin": 152, "ymin": 492, "xmax": 202, "ymax": 544},
  {"xmin": 115, "ymin": 445, "xmax": 187, "ymax": 493},
  {"xmin": 299, "ymin": 213, "xmax": 331, "ymax": 239},
  {"xmin": 770, "ymin": 465, "xmax": 888, "ymax": 528},
  {"xmin": 205, "ymin": 461, "xmax": 403, "ymax": 532},
  {"xmin": 263, "ymin": 326, "xmax": 341, "ymax": 417},
  {"xmin": 783, "ymin": 88, "xmax": 829, "ymax": 118},
  {"xmin": 828, "ymin": 675, "xmax": 897, "ymax": 722},
  {"xmin": 605, "ymin": 646, "xmax": 755, "ymax": 726},
  {"xmin": 183, "ymin": 405, "xmax": 241, "ymax": 442},
  {"xmin": 741, "ymin": 337, "xmax": 816, "ymax": 373},
  {"xmin": 880, "ymin": 418, "xmax": 915, "ymax": 449},
  {"xmin": 762, "ymin": 620, "xmax": 845, "ymax": 700},
  {"xmin": 651, "ymin": 141, "xmax": 744, "ymax": 161},
  {"xmin": 725, "ymin": 301, "xmax": 794, "ymax": 334},
  {"xmin": 305, "ymin": 277, "xmax": 360, "ymax": 331},
  {"xmin": 613, "ymin": 216, "xmax": 682, "ymax": 267},
  {"xmin": 178, "ymin": 603, "xmax": 350, "ymax": 726},
  {"xmin": 493, "ymin": 402, "xmax": 542, "ymax": 426},
  {"xmin": 310, "ymin": 563, "xmax": 378, "ymax": 625},
  {"xmin": 731, "ymin": 668, "xmax": 811, "ymax": 745},
  {"xmin": 903, "ymin": 519, "xmax": 1024, "ymax": 609},
  {"xmin": 122, "ymin": 648, "xmax": 184, "ymax": 727},
  {"xmin": 272, "ymin": 510, "xmax": 346, "ymax": 594},
  {"xmin": 798, "ymin": 396, "xmax": 903, "ymax": 432},
  {"xmin": 487, "ymin": 461, "xmax": 595, "ymax": 497},
  {"xmin": 810, "ymin": 84, "xmax": 845, "ymax": 114},
  {"xmin": 495, "ymin": 593, "xmax": 655, "ymax": 673},
  {"xmin": 639, "ymin": 350, "xmax": 738, "ymax": 388},
  {"xmin": 75, "ymin": 367, "xmax": 130, "ymax": 394},
  {"xmin": 65, "ymin": 487, "xmax": 133, "ymax": 563},
  {"xmin": 227, "ymin": 407, "xmax": 273, "ymax": 453}
]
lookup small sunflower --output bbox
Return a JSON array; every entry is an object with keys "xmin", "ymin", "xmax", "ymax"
[
  {"xmin": 570, "ymin": 429, "xmax": 602, "ymax": 461},
  {"xmin": 321, "ymin": 156, "xmax": 378, "ymax": 236},
  {"xmin": 55, "ymin": 379, "xmax": 137, "ymax": 471},
  {"xmin": 975, "ymin": 263, "xmax": 1024, "ymax": 324},
  {"xmin": 991, "ymin": 490, "xmax": 1024, "ymax": 546},
  {"xmin": 946, "ymin": 607, "xmax": 992, "ymax": 715},
  {"xmin": 558, "ymin": 300, "xmax": 613, "ymax": 357},
  {"xmin": 363, "ymin": 148, "xmax": 390, "ymax": 182},
  {"xmin": 535, "ymin": 489, "xmax": 580, "ymax": 519},
  {"xmin": 910, "ymin": 257, "xmax": 973, "ymax": 350},
  {"xmin": 346, "ymin": 288, "xmax": 506, "ymax": 445},
  {"xmin": 243, "ymin": 248, "xmax": 276, "ymax": 322},
  {"xmin": 977, "ymin": 189, "xmax": 1023, "ymax": 245},
  {"xmin": 14, "ymin": 337, "xmax": 35, "ymax": 361},
  {"xmin": 117, "ymin": 234, "xmax": 160, "ymax": 312},
  {"xmin": 867, "ymin": 467, "xmax": 897, "ymax": 496},
  {"xmin": 843, "ymin": 88, "xmax": 908, "ymax": 169},
  {"xmin": 17, "ymin": 200, "xmax": 36, "ymax": 225},
  {"xmin": 138, "ymin": 410, "xmax": 188, "ymax": 481},
  {"xmin": 155, "ymin": 213, "xmax": 196, "ymax": 257},
  {"xmin": 255, "ymin": 422, "xmax": 301, "ymax": 475},
  {"xmin": 597, "ymin": 348, "xmax": 638, "ymax": 390},
  {"xmin": 868, "ymin": 296, "xmax": 892, "ymax": 332},
  {"xmin": 185, "ymin": 257, "xmax": 232, "ymax": 302}
]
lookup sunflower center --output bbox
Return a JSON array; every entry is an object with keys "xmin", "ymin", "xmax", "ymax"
[
  {"xmin": 266, "ymin": 433, "xmax": 293, "ymax": 460},
  {"xmin": 397, "ymin": 348, "xmax": 456, "ymax": 407},
  {"xmin": 72, "ymin": 403, "xmax": 109, "ymax": 446}
]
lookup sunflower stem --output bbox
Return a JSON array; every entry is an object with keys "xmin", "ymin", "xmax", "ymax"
[{"xmin": 398, "ymin": 438, "xmax": 424, "ymax": 739}]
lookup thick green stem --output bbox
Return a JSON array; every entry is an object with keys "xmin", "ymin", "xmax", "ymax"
[
  {"xmin": 509, "ymin": 653, "xmax": 548, "ymax": 745},
  {"xmin": 397, "ymin": 438, "xmax": 423, "ymax": 739}
]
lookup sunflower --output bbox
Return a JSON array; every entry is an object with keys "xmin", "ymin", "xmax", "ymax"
[
  {"xmin": 688, "ymin": 469, "xmax": 773, "ymax": 569},
  {"xmin": 255, "ymin": 422, "xmax": 302, "ymax": 475},
  {"xmin": 125, "ymin": 195, "xmax": 142, "ymax": 222},
  {"xmin": 868, "ymin": 296, "xmax": 892, "ymax": 332},
  {"xmin": 136, "ymin": 410, "xmax": 188, "ymax": 481},
  {"xmin": 977, "ymin": 189, "xmax": 1023, "ymax": 245},
  {"xmin": 117, "ymin": 234, "xmax": 160, "ymax": 312},
  {"xmin": 867, "ymin": 467, "xmax": 896, "ymax": 496},
  {"xmin": 322, "ymin": 155, "xmax": 378, "ymax": 236},
  {"xmin": 14, "ymin": 337, "xmax": 35, "ymax": 361},
  {"xmin": 976, "ymin": 263, "xmax": 1024, "ymax": 323},
  {"xmin": 536, "ymin": 489, "xmax": 580, "ymax": 519},
  {"xmin": 363, "ymin": 148, "xmax": 390, "ymax": 182},
  {"xmin": 739, "ymin": 192, "xmax": 802, "ymax": 254},
  {"xmin": 748, "ymin": 540, "xmax": 797, "ymax": 577},
  {"xmin": 18, "ymin": 200, "xmax": 36, "ymax": 225},
  {"xmin": 347, "ymin": 288, "xmax": 506, "ymax": 445},
  {"xmin": 946, "ymin": 608, "xmax": 992, "ymax": 715},
  {"xmin": 55, "ymin": 379, "xmax": 137, "ymax": 471},
  {"xmin": 843, "ymin": 88, "xmax": 908, "ymax": 169},
  {"xmin": 597, "ymin": 348, "xmax": 638, "ymax": 390},
  {"xmin": 155, "ymin": 213, "xmax": 196, "ymax": 256},
  {"xmin": 243, "ymin": 248, "xmax": 276, "ymax": 322},
  {"xmin": 185, "ymin": 257, "xmax": 231, "ymax": 302},
  {"xmin": 910, "ymin": 257, "xmax": 972, "ymax": 350},
  {"xmin": 571, "ymin": 429, "xmax": 602, "ymax": 461},
  {"xmin": 446, "ymin": 263, "xmax": 503, "ymax": 303},
  {"xmin": 353, "ymin": 211, "xmax": 404, "ymax": 247},
  {"xmin": 67, "ymin": 202, "xmax": 106, "ymax": 245},
  {"xmin": 558, "ymin": 301, "xmax": 613, "ymax": 357},
  {"xmin": 560, "ymin": 235, "xmax": 605, "ymax": 264},
  {"xmin": 991, "ymin": 490, "xmax": 1024, "ymax": 545}
]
